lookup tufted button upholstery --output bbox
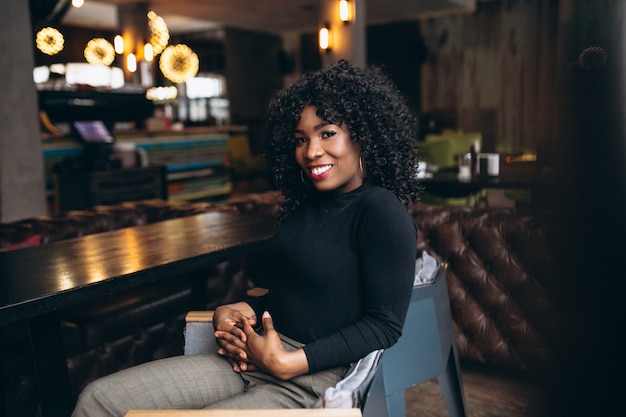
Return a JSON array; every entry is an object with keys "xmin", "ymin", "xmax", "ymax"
[{"xmin": 412, "ymin": 205, "xmax": 560, "ymax": 372}]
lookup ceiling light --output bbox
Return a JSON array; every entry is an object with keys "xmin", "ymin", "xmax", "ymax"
[
  {"xmin": 148, "ymin": 11, "xmax": 170, "ymax": 55},
  {"xmin": 159, "ymin": 44, "xmax": 199, "ymax": 84},
  {"xmin": 84, "ymin": 38, "xmax": 115, "ymax": 65},
  {"xmin": 36, "ymin": 27, "xmax": 64, "ymax": 55}
]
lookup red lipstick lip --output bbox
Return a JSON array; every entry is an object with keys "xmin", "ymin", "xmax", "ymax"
[{"xmin": 308, "ymin": 164, "xmax": 332, "ymax": 180}]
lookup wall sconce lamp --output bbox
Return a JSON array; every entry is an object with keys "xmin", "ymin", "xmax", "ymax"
[
  {"xmin": 113, "ymin": 11, "xmax": 169, "ymax": 78},
  {"xmin": 127, "ymin": 53, "xmax": 137, "ymax": 73},
  {"xmin": 144, "ymin": 43, "xmax": 154, "ymax": 62},
  {"xmin": 339, "ymin": 0, "xmax": 352, "ymax": 23},
  {"xmin": 114, "ymin": 34, "xmax": 154, "ymax": 71},
  {"xmin": 319, "ymin": 22, "xmax": 331, "ymax": 52},
  {"xmin": 114, "ymin": 35, "xmax": 124, "ymax": 54}
]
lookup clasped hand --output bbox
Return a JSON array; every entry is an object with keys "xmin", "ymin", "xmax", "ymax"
[{"xmin": 213, "ymin": 306, "xmax": 287, "ymax": 377}]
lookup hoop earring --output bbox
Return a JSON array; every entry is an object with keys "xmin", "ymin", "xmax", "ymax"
[
  {"xmin": 300, "ymin": 169, "xmax": 312, "ymax": 186},
  {"xmin": 359, "ymin": 157, "xmax": 364, "ymax": 176}
]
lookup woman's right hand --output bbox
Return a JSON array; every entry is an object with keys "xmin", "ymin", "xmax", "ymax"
[{"xmin": 213, "ymin": 302, "xmax": 257, "ymax": 372}]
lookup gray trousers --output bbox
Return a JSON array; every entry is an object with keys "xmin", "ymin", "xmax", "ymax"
[{"xmin": 72, "ymin": 337, "xmax": 348, "ymax": 417}]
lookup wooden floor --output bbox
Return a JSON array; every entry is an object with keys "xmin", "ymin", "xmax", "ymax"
[{"xmin": 404, "ymin": 362, "xmax": 549, "ymax": 417}]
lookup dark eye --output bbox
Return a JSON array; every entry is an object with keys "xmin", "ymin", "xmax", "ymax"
[
  {"xmin": 294, "ymin": 136, "xmax": 307, "ymax": 146},
  {"xmin": 321, "ymin": 130, "xmax": 336, "ymax": 139}
]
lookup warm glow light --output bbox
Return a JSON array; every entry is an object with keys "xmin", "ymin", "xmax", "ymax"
[
  {"xmin": 319, "ymin": 25, "xmax": 331, "ymax": 50},
  {"xmin": 144, "ymin": 43, "xmax": 154, "ymax": 62},
  {"xmin": 114, "ymin": 35, "xmax": 124, "ymax": 54},
  {"xmin": 339, "ymin": 0, "xmax": 352, "ymax": 22},
  {"xmin": 146, "ymin": 86, "xmax": 178, "ymax": 102},
  {"xmin": 159, "ymin": 44, "xmax": 199, "ymax": 83},
  {"xmin": 71, "ymin": 0, "xmax": 84, "ymax": 8},
  {"xmin": 84, "ymin": 38, "xmax": 115, "ymax": 65},
  {"xmin": 36, "ymin": 27, "xmax": 64, "ymax": 55},
  {"xmin": 148, "ymin": 11, "xmax": 170, "ymax": 55},
  {"xmin": 127, "ymin": 53, "xmax": 137, "ymax": 72}
]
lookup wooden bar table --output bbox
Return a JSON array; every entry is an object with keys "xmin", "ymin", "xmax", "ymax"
[{"xmin": 0, "ymin": 211, "xmax": 278, "ymax": 417}]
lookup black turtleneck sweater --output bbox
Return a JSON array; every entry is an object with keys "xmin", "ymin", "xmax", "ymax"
[{"xmin": 249, "ymin": 183, "xmax": 417, "ymax": 374}]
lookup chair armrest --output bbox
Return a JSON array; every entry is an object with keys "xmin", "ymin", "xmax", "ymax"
[
  {"xmin": 185, "ymin": 287, "xmax": 268, "ymax": 324},
  {"xmin": 186, "ymin": 311, "xmax": 214, "ymax": 323},
  {"xmin": 184, "ymin": 321, "xmax": 216, "ymax": 355},
  {"xmin": 183, "ymin": 288, "xmax": 268, "ymax": 355},
  {"xmin": 126, "ymin": 409, "xmax": 362, "ymax": 416},
  {"xmin": 246, "ymin": 287, "xmax": 269, "ymax": 297}
]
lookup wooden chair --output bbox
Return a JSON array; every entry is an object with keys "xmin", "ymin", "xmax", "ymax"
[{"xmin": 128, "ymin": 256, "xmax": 466, "ymax": 417}]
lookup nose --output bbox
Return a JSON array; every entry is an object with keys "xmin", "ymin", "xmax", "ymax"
[{"xmin": 305, "ymin": 138, "xmax": 323, "ymax": 160}]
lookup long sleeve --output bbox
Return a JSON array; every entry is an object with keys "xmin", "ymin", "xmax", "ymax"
[{"xmin": 265, "ymin": 183, "xmax": 417, "ymax": 373}]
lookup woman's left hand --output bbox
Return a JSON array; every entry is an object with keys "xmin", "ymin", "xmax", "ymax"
[{"xmin": 241, "ymin": 311, "xmax": 309, "ymax": 380}]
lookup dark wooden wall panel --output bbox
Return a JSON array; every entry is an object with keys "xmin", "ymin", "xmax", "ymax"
[{"xmin": 420, "ymin": 0, "xmax": 559, "ymax": 154}]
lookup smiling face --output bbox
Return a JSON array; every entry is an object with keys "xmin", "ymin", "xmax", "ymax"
[{"xmin": 294, "ymin": 105, "xmax": 363, "ymax": 194}]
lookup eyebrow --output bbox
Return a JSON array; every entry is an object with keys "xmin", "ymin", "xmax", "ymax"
[{"xmin": 294, "ymin": 121, "xmax": 330, "ymax": 134}]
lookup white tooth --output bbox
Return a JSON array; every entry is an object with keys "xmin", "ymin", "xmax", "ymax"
[{"xmin": 312, "ymin": 165, "xmax": 330, "ymax": 175}]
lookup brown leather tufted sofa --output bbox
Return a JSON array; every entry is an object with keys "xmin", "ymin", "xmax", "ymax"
[{"xmin": 411, "ymin": 204, "xmax": 561, "ymax": 373}]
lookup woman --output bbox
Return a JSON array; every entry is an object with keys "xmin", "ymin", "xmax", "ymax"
[{"xmin": 72, "ymin": 60, "xmax": 421, "ymax": 415}]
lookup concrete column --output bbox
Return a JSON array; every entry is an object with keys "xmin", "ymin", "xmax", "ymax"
[
  {"xmin": 0, "ymin": 0, "xmax": 47, "ymax": 222},
  {"xmin": 319, "ymin": 0, "xmax": 366, "ymax": 67}
]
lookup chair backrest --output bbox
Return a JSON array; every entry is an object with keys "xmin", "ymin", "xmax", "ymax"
[
  {"xmin": 361, "ymin": 264, "xmax": 467, "ymax": 417},
  {"xmin": 377, "ymin": 265, "xmax": 453, "ymax": 394}
]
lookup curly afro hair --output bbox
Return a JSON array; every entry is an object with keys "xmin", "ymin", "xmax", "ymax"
[{"xmin": 263, "ymin": 60, "xmax": 421, "ymax": 218}]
